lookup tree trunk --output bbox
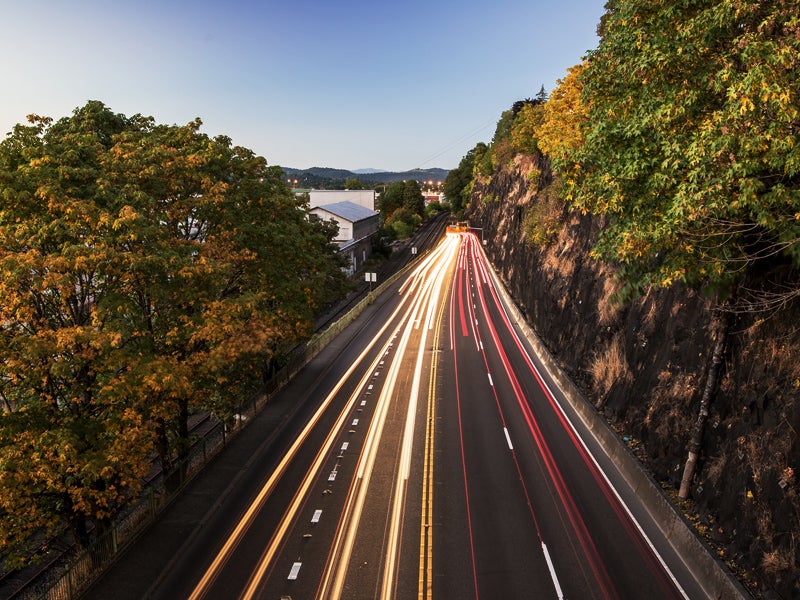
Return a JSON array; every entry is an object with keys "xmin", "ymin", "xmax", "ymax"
[
  {"xmin": 154, "ymin": 416, "xmax": 172, "ymax": 476},
  {"xmin": 176, "ymin": 397, "xmax": 190, "ymax": 484},
  {"xmin": 678, "ymin": 310, "xmax": 729, "ymax": 499}
]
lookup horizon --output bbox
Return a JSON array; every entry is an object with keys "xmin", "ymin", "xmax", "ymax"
[{"xmin": 1, "ymin": 0, "xmax": 605, "ymax": 172}]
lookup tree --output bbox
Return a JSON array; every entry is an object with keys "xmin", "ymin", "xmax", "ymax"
[
  {"xmin": 0, "ymin": 103, "xmax": 155, "ymax": 552},
  {"xmin": 573, "ymin": 0, "xmax": 800, "ymax": 298},
  {"xmin": 443, "ymin": 145, "xmax": 480, "ymax": 214},
  {"xmin": 378, "ymin": 181, "xmax": 405, "ymax": 218},
  {"xmin": 535, "ymin": 62, "xmax": 589, "ymax": 176},
  {"xmin": 386, "ymin": 207, "xmax": 420, "ymax": 240},
  {"xmin": 344, "ymin": 177, "xmax": 364, "ymax": 190},
  {"xmin": 0, "ymin": 102, "xmax": 348, "ymax": 558},
  {"xmin": 401, "ymin": 179, "xmax": 425, "ymax": 218},
  {"xmin": 378, "ymin": 180, "xmax": 425, "ymax": 224},
  {"xmin": 568, "ymin": 0, "xmax": 800, "ymax": 497}
]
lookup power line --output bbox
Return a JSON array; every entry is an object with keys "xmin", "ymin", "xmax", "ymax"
[{"xmin": 410, "ymin": 117, "xmax": 497, "ymax": 171}]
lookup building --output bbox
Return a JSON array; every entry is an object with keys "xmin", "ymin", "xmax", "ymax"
[
  {"xmin": 307, "ymin": 189, "xmax": 376, "ymax": 211},
  {"xmin": 308, "ymin": 201, "xmax": 380, "ymax": 276}
]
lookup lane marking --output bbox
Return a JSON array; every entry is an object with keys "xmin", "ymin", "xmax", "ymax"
[
  {"xmin": 341, "ymin": 442, "xmax": 349, "ymax": 452},
  {"xmin": 470, "ymin": 233, "xmax": 689, "ymax": 599},
  {"xmin": 487, "ymin": 373, "xmax": 493, "ymax": 387},
  {"xmin": 288, "ymin": 562, "xmax": 302, "ymax": 581},
  {"xmin": 311, "ymin": 510, "xmax": 322, "ymax": 523},
  {"xmin": 503, "ymin": 427, "xmax": 514, "ymax": 450},
  {"xmin": 542, "ymin": 543, "xmax": 565, "ymax": 599}
]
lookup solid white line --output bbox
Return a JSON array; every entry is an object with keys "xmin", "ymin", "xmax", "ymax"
[
  {"xmin": 541, "ymin": 543, "xmax": 565, "ymax": 599},
  {"xmin": 503, "ymin": 427, "xmax": 513, "ymax": 450}
]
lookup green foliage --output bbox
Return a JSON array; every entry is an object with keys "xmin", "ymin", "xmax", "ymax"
[
  {"xmin": 0, "ymin": 102, "xmax": 348, "ymax": 558},
  {"xmin": 378, "ymin": 180, "xmax": 425, "ymax": 223},
  {"xmin": 443, "ymin": 144, "xmax": 480, "ymax": 215},
  {"xmin": 567, "ymin": 0, "xmax": 800, "ymax": 297},
  {"xmin": 424, "ymin": 200, "xmax": 447, "ymax": 219},
  {"xmin": 378, "ymin": 181, "xmax": 404, "ymax": 217},
  {"xmin": 401, "ymin": 179, "xmax": 425, "ymax": 216},
  {"xmin": 510, "ymin": 103, "xmax": 544, "ymax": 156},
  {"xmin": 386, "ymin": 207, "xmax": 420, "ymax": 239},
  {"xmin": 492, "ymin": 109, "xmax": 516, "ymax": 147},
  {"xmin": 473, "ymin": 142, "xmax": 495, "ymax": 179},
  {"xmin": 523, "ymin": 182, "xmax": 565, "ymax": 246},
  {"xmin": 344, "ymin": 177, "xmax": 364, "ymax": 190}
]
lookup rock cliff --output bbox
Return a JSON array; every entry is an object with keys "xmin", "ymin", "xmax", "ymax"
[{"xmin": 466, "ymin": 153, "xmax": 800, "ymax": 599}]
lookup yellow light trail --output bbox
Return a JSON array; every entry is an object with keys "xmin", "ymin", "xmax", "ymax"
[{"xmin": 318, "ymin": 235, "xmax": 459, "ymax": 600}]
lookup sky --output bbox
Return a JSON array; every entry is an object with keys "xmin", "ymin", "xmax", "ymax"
[{"xmin": 0, "ymin": 0, "xmax": 606, "ymax": 172}]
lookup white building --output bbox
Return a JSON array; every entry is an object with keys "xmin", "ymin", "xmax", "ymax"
[
  {"xmin": 308, "ymin": 201, "xmax": 380, "ymax": 275},
  {"xmin": 308, "ymin": 189, "xmax": 376, "ymax": 211}
]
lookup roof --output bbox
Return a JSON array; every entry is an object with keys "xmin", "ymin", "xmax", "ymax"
[{"xmin": 311, "ymin": 201, "xmax": 379, "ymax": 223}]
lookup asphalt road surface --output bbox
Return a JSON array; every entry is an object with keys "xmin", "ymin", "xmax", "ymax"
[{"xmin": 86, "ymin": 232, "xmax": 712, "ymax": 600}]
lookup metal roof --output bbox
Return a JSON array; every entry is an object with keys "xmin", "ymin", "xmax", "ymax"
[{"xmin": 311, "ymin": 201, "xmax": 378, "ymax": 223}]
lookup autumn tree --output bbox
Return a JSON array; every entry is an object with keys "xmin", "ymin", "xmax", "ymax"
[
  {"xmin": 0, "ymin": 102, "xmax": 348, "ymax": 557},
  {"xmin": 0, "ymin": 104, "xmax": 155, "ymax": 553},
  {"xmin": 572, "ymin": 0, "xmax": 799, "ymax": 298},
  {"xmin": 535, "ymin": 62, "xmax": 589, "ymax": 178}
]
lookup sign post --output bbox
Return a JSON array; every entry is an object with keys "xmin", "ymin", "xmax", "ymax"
[{"xmin": 365, "ymin": 271, "xmax": 377, "ymax": 293}]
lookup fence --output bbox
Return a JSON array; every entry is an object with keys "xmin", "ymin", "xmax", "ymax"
[{"xmin": 10, "ymin": 256, "xmax": 417, "ymax": 600}]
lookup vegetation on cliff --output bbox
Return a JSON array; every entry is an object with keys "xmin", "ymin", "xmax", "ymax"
[{"xmin": 457, "ymin": 0, "xmax": 799, "ymax": 596}]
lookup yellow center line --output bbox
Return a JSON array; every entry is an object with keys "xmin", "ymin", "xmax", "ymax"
[{"xmin": 418, "ymin": 240, "xmax": 455, "ymax": 600}]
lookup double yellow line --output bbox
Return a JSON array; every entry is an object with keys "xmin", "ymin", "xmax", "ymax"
[{"xmin": 418, "ymin": 249, "xmax": 453, "ymax": 600}]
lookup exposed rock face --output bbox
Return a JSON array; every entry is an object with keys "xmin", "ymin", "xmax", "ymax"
[{"xmin": 466, "ymin": 153, "xmax": 800, "ymax": 599}]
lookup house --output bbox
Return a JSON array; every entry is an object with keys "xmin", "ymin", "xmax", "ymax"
[{"xmin": 308, "ymin": 201, "xmax": 380, "ymax": 275}]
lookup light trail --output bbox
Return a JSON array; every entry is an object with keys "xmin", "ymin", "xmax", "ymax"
[
  {"xmin": 381, "ymin": 235, "xmax": 458, "ymax": 599},
  {"xmin": 319, "ymin": 234, "xmax": 459, "ymax": 600},
  {"xmin": 460, "ymin": 231, "xmax": 687, "ymax": 599},
  {"xmin": 189, "ymin": 241, "xmax": 441, "ymax": 600}
]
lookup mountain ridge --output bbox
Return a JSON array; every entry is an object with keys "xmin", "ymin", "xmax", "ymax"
[{"xmin": 280, "ymin": 166, "xmax": 449, "ymax": 187}]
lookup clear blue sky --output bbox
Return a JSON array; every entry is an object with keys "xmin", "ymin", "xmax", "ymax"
[{"xmin": 1, "ymin": 0, "xmax": 605, "ymax": 172}]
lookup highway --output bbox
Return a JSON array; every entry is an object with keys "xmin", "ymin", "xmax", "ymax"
[{"xmin": 88, "ymin": 231, "xmax": 711, "ymax": 599}]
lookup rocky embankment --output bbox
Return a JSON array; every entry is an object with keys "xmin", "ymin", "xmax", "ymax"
[{"xmin": 466, "ymin": 154, "xmax": 800, "ymax": 599}]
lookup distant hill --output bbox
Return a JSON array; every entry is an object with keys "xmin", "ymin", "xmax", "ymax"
[{"xmin": 281, "ymin": 166, "xmax": 450, "ymax": 189}]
